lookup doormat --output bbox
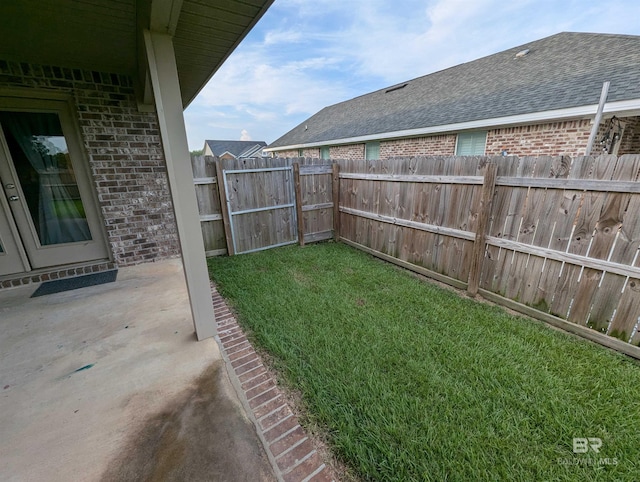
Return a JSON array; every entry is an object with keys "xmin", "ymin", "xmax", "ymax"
[{"xmin": 31, "ymin": 270, "xmax": 118, "ymax": 297}]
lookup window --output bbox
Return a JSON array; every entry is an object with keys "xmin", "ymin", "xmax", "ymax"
[
  {"xmin": 456, "ymin": 131, "xmax": 487, "ymax": 156},
  {"xmin": 365, "ymin": 141, "xmax": 380, "ymax": 160},
  {"xmin": 320, "ymin": 146, "xmax": 330, "ymax": 159},
  {"xmin": 298, "ymin": 149, "xmax": 304, "ymax": 157}
]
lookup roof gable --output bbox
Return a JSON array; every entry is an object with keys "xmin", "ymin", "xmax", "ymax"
[
  {"xmin": 204, "ymin": 140, "xmax": 267, "ymax": 158},
  {"xmin": 269, "ymin": 32, "xmax": 640, "ymax": 149}
]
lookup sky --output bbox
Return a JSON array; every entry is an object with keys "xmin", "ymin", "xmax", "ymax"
[{"xmin": 183, "ymin": 0, "xmax": 640, "ymax": 151}]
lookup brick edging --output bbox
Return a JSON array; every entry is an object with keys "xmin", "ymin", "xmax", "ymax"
[{"xmin": 211, "ymin": 284, "xmax": 337, "ymax": 482}]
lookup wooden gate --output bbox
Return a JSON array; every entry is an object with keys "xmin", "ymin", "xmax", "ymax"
[{"xmin": 220, "ymin": 166, "xmax": 298, "ymax": 254}]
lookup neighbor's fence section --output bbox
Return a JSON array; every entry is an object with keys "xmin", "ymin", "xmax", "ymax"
[
  {"xmin": 336, "ymin": 155, "xmax": 640, "ymax": 355},
  {"xmin": 191, "ymin": 156, "xmax": 336, "ymax": 256},
  {"xmin": 192, "ymin": 155, "xmax": 226, "ymax": 257}
]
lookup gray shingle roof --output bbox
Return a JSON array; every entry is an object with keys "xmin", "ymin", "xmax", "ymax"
[
  {"xmin": 204, "ymin": 140, "xmax": 267, "ymax": 158},
  {"xmin": 268, "ymin": 32, "xmax": 640, "ymax": 149}
]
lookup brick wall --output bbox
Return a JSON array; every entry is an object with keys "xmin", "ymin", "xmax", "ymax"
[
  {"xmin": 0, "ymin": 60, "xmax": 180, "ymax": 266},
  {"xmin": 271, "ymin": 116, "xmax": 640, "ymax": 160},
  {"xmin": 380, "ymin": 135, "xmax": 456, "ymax": 158},
  {"xmin": 485, "ymin": 120, "xmax": 593, "ymax": 157},
  {"xmin": 615, "ymin": 116, "xmax": 640, "ymax": 155},
  {"xmin": 329, "ymin": 144, "xmax": 365, "ymax": 160}
]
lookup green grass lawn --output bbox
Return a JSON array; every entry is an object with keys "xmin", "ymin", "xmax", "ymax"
[{"xmin": 208, "ymin": 242, "xmax": 640, "ymax": 481}]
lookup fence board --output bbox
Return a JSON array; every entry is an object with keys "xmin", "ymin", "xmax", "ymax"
[
  {"xmin": 480, "ymin": 157, "xmax": 521, "ymax": 291},
  {"xmin": 192, "ymin": 155, "xmax": 227, "ymax": 256}
]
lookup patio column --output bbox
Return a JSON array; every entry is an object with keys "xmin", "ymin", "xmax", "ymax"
[{"xmin": 143, "ymin": 29, "xmax": 216, "ymax": 340}]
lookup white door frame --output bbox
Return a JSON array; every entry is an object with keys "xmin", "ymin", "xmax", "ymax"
[{"xmin": 0, "ymin": 96, "xmax": 110, "ymax": 269}]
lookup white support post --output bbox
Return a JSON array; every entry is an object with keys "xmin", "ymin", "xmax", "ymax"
[{"xmin": 143, "ymin": 29, "xmax": 216, "ymax": 340}]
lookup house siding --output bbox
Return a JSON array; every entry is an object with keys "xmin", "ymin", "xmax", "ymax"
[{"xmin": 0, "ymin": 60, "xmax": 180, "ymax": 267}]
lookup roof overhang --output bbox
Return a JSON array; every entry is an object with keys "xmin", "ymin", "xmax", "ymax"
[
  {"xmin": 0, "ymin": 0, "xmax": 273, "ymax": 109},
  {"xmin": 265, "ymin": 98, "xmax": 640, "ymax": 152}
]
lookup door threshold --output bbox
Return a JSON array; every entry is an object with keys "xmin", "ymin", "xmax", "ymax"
[{"xmin": 0, "ymin": 260, "xmax": 116, "ymax": 291}]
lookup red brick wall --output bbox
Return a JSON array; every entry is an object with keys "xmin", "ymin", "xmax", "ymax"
[
  {"xmin": 616, "ymin": 117, "xmax": 640, "ymax": 155},
  {"xmin": 0, "ymin": 60, "xmax": 180, "ymax": 266},
  {"xmin": 271, "ymin": 116, "xmax": 640, "ymax": 160},
  {"xmin": 380, "ymin": 135, "xmax": 457, "ymax": 158},
  {"xmin": 273, "ymin": 148, "xmax": 320, "ymax": 158},
  {"xmin": 330, "ymin": 144, "xmax": 365, "ymax": 160},
  {"xmin": 485, "ymin": 120, "xmax": 593, "ymax": 156}
]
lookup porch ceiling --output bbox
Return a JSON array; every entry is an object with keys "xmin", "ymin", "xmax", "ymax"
[{"xmin": 0, "ymin": 0, "xmax": 272, "ymax": 107}]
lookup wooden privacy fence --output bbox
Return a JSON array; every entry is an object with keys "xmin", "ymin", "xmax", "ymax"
[
  {"xmin": 191, "ymin": 156, "xmax": 337, "ymax": 256},
  {"xmin": 337, "ymin": 155, "xmax": 640, "ymax": 356}
]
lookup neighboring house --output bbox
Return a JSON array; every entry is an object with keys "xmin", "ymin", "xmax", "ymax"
[
  {"xmin": 266, "ymin": 32, "xmax": 640, "ymax": 160},
  {"xmin": 203, "ymin": 140, "xmax": 267, "ymax": 159},
  {"xmin": 0, "ymin": 0, "xmax": 273, "ymax": 340}
]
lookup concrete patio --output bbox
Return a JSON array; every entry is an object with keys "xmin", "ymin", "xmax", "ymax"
[{"xmin": 0, "ymin": 259, "xmax": 275, "ymax": 481}]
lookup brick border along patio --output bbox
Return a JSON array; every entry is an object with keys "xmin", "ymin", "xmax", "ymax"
[{"xmin": 212, "ymin": 285, "xmax": 338, "ymax": 482}]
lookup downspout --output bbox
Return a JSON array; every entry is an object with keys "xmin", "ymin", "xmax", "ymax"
[{"xmin": 585, "ymin": 81, "xmax": 610, "ymax": 156}]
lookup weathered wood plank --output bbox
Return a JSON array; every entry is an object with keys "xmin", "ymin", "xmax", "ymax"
[
  {"xmin": 551, "ymin": 155, "xmax": 617, "ymax": 319},
  {"xmin": 215, "ymin": 160, "xmax": 234, "ymax": 256},
  {"xmin": 486, "ymin": 236, "xmax": 640, "ymax": 279},
  {"xmin": 302, "ymin": 202, "xmax": 334, "ymax": 212},
  {"xmin": 479, "ymin": 157, "xmax": 521, "ymax": 291},
  {"xmin": 495, "ymin": 177, "xmax": 640, "ymax": 192},
  {"xmin": 468, "ymin": 163, "xmax": 497, "ymax": 296},
  {"xmin": 333, "ymin": 162, "xmax": 340, "ymax": 241},
  {"xmin": 193, "ymin": 177, "xmax": 217, "ymax": 184},
  {"xmin": 293, "ymin": 163, "xmax": 305, "ymax": 246},
  {"xmin": 305, "ymin": 230, "xmax": 333, "ymax": 243},
  {"xmin": 497, "ymin": 157, "xmax": 538, "ymax": 299},
  {"xmin": 300, "ymin": 165, "xmax": 333, "ymax": 175},
  {"xmin": 339, "ymin": 172, "xmax": 484, "ymax": 184},
  {"xmin": 340, "ymin": 206, "xmax": 475, "ymax": 241}
]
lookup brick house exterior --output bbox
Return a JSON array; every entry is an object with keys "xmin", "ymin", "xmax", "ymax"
[
  {"xmin": 276, "ymin": 118, "xmax": 640, "ymax": 160},
  {"xmin": 0, "ymin": 60, "xmax": 179, "ymax": 284},
  {"xmin": 267, "ymin": 33, "xmax": 640, "ymax": 161}
]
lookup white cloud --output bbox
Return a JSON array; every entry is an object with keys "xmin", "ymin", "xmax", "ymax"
[
  {"xmin": 240, "ymin": 129, "xmax": 252, "ymax": 141},
  {"xmin": 185, "ymin": 0, "xmax": 640, "ymax": 150},
  {"xmin": 264, "ymin": 29, "xmax": 303, "ymax": 45}
]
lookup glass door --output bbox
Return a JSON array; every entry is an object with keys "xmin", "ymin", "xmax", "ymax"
[{"xmin": 0, "ymin": 98, "xmax": 109, "ymax": 270}]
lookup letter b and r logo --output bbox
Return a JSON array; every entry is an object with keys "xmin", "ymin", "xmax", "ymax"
[{"xmin": 573, "ymin": 437, "xmax": 602, "ymax": 453}]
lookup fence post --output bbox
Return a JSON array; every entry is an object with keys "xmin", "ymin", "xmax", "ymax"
[
  {"xmin": 332, "ymin": 162, "xmax": 340, "ymax": 241},
  {"xmin": 467, "ymin": 162, "xmax": 497, "ymax": 296},
  {"xmin": 215, "ymin": 159, "xmax": 235, "ymax": 256},
  {"xmin": 293, "ymin": 162, "xmax": 305, "ymax": 246}
]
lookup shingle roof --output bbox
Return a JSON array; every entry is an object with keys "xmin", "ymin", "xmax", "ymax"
[
  {"xmin": 204, "ymin": 140, "xmax": 267, "ymax": 158},
  {"xmin": 268, "ymin": 32, "xmax": 640, "ymax": 149}
]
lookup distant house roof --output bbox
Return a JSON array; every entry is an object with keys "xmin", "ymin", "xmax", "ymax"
[
  {"xmin": 204, "ymin": 140, "xmax": 267, "ymax": 158},
  {"xmin": 267, "ymin": 32, "xmax": 640, "ymax": 151}
]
